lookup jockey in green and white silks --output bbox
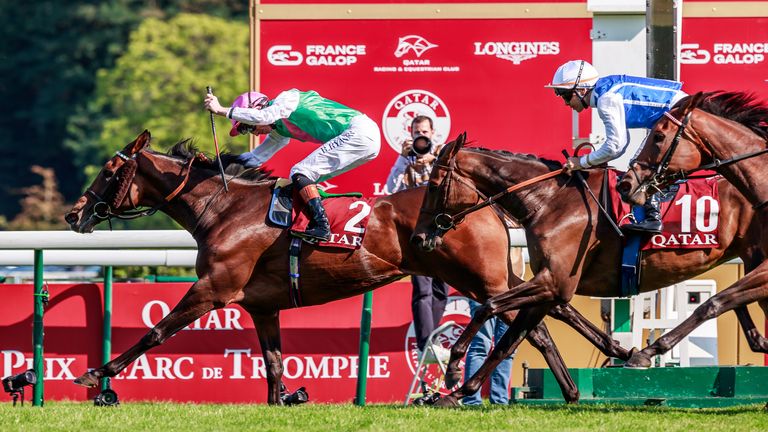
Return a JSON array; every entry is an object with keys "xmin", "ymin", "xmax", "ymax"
[
  {"xmin": 546, "ymin": 60, "xmax": 688, "ymax": 234},
  {"xmin": 204, "ymin": 88, "xmax": 381, "ymax": 243}
]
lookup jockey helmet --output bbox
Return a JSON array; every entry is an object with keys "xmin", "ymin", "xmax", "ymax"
[
  {"xmin": 229, "ymin": 91, "xmax": 269, "ymax": 137},
  {"xmin": 545, "ymin": 60, "xmax": 599, "ymax": 90}
]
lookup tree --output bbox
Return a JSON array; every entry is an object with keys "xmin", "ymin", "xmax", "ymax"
[
  {"xmin": 6, "ymin": 166, "xmax": 70, "ymax": 230},
  {"xmin": 66, "ymin": 13, "xmax": 250, "ymax": 175}
]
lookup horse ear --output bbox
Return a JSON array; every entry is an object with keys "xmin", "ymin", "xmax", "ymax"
[
  {"xmin": 125, "ymin": 130, "xmax": 151, "ymax": 155},
  {"xmin": 683, "ymin": 92, "xmax": 705, "ymax": 115},
  {"xmin": 447, "ymin": 132, "xmax": 467, "ymax": 158}
]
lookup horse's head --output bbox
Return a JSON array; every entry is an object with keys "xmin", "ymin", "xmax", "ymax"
[
  {"xmin": 411, "ymin": 133, "xmax": 482, "ymax": 252},
  {"xmin": 618, "ymin": 93, "xmax": 708, "ymax": 205},
  {"xmin": 65, "ymin": 130, "xmax": 153, "ymax": 233}
]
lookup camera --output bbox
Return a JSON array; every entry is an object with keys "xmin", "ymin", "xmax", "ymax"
[
  {"xmin": 408, "ymin": 134, "xmax": 433, "ymax": 157},
  {"xmin": 2, "ymin": 370, "xmax": 36, "ymax": 394},
  {"xmin": 280, "ymin": 383, "xmax": 309, "ymax": 406}
]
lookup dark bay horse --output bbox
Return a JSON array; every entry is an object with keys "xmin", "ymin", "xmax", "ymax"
[
  {"xmin": 410, "ymin": 135, "xmax": 767, "ymax": 406},
  {"xmin": 65, "ymin": 130, "xmax": 635, "ymax": 404},
  {"xmin": 616, "ymin": 91, "xmax": 768, "ymax": 369}
]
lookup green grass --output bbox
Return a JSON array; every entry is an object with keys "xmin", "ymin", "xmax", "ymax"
[{"xmin": 0, "ymin": 402, "xmax": 766, "ymax": 432}]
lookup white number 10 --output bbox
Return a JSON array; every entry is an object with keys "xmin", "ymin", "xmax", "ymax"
[{"xmin": 674, "ymin": 195, "xmax": 718, "ymax": 233}]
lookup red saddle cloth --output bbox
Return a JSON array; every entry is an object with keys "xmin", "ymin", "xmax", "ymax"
[
  {"xmin": 607, "ymin": 171, "xmax": 720, "ymax": 250},
  {"xmin": 291, "ymin": 196, "xmax": 377, "ymax": 249}
]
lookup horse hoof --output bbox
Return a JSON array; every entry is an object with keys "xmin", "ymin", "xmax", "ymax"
[
  {"xmin": 74, "ymin": 371, "xmax": 100, "ymax": 388},
  {"xmin": 433, "ymin": 395, "xmax": 461, "ymax": 408},
  {"xmin": 624, "ymin": 351, "xmax": 652, "ymax": 369}
]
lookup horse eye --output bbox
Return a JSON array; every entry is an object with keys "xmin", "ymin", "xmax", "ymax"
[
  {"xmin": 103, "ymin": 170, "xmax": 114, "ymax": 179},
  {"xmin": 653, "ymin": 132, "xmax": 665, "ymax": 143}
]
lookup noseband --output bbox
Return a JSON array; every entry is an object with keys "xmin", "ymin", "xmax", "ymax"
[{"xmin": 87, "ymin": 149, "xmax": 195, "ymax": 224}]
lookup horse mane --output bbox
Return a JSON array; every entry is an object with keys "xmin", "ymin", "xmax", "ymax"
[
  {"xmin": 165, "ymin": 139, "xmax": 276, "ymax": 182},
  {"xmin": 464, "ymin": 145, "xmax": 564, "ymax": 171},
  {"xmin": 695, "ymin": 91, "xmax": 768, "ymax": 140}
]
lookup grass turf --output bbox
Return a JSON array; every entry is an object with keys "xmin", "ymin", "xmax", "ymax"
[{"xmin": 1, "ymin": 402, "xmax": 766, "ymax": 432}]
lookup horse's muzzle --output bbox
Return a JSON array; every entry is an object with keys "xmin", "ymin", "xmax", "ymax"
[
  {"xmin": 617, "ymin": 179, "xmax": 647, "ymax": 206},
  {"xmin": 410, "ymin": 231, "xmax": 443, "ymax": 252}
]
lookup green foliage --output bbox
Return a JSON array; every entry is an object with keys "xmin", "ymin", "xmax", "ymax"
[
  {"xmin": 0, "ymin": 1, "xmax": 247, "ymax": 221},
  {"xmin": 66, "ymin": 13, "xmax": 250, "ymax": 175}
]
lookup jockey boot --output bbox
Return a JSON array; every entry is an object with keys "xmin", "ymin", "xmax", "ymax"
[
  {"xmin": 291, "ymin": 179, "xmax": 331, "ymax": 243},
  {"xmin": 301, "ymin": 197, "xmax": 331, "ymax": 242},
  {"xmin": 622, "ymin": 194, "xmax": 663, "ymax": 234}
]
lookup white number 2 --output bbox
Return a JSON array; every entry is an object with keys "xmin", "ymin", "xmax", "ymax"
[
  {"xmin": 674, "ymin": 194, "xmax": 719, "ymax": 233},
  {"xmin": 343, "ymin": 201, "xmax": 371, "ymax": 234}
]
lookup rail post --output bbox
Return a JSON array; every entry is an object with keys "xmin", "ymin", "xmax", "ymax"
[
  {"xmin": 32, "ymin": 249, "xmax": 45, "ymax": 406},
  {"xmin": 354, "ymin": 291, "xmax": 373, "ymax": 406},
  {"xmin": 101, "ymin": 266, "xmax": 114, "ymax": 391}
]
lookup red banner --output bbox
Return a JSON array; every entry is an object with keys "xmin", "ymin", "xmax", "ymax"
[
  {"xmin": 256, "ymin": 18, "xmax": 593, "ymax": 196},
  {"xmin": 0, "ymin": 282, "xmax": 470, "ymax": 403}
]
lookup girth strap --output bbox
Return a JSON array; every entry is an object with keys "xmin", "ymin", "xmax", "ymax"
[{"xmin": 288, "ymin": 237, "xmax": 303, "ymax": 308}]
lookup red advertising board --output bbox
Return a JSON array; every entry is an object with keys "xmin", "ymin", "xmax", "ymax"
[
  {"xmin": 257, "ymin": 18, "xmax": 593, "ymax": 196},
  {"xmin": 681, "ymin": 17, "xmax": 768, "ymax": 98},
  {"xmin": 0, "ymin": 282, "xmax": 470, "ymax": 403}
]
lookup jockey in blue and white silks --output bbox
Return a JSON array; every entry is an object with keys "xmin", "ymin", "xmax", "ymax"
[{"xmin": 546, "ymin": 60, "xmax": 688, "ymax": 234}]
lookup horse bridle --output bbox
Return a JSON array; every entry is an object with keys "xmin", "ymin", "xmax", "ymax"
[
  {"xmin": 422, "ymin": 156, "xmax": 566, "ymax": 232},
  {"xmin": 634, "ymin": 109, "xmax": 768, "ymax": 206},
  {"xmin": 87, "ymin": 149, "xmax": 195, "ymax": 224}
]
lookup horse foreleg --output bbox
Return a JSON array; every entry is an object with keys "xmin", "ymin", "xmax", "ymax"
[
  {"xmin": 445, "ymin": 302, "xmax": 497, "ymax": 388},
  {"xmin": 549, "ymin": 303, "xmax": 632, "ymax": 361},
  {"xmin": 526, "ymin": 321, "xmax": 579, "ymax": 403},
  {"xmin": 626, "ymin": 264, "xmax": 768, "ymax": 368},
  {"xmin": 74, "ymin": 281, "xmax": 216, "ymax": 387},
  {"xmin": 251, "ymin": 311, "xmax": 284, "ymax": 405},
  {"xmin": 436, "ymin": 305, "xmax": 551, "ymax": 407}
]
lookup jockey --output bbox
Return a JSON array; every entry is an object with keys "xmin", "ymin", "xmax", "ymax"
[
  {"xmin": 205, "ymin": 89, "xmax": 381, "ymax": 243},
  {"xmin": 546, "ymin": 60, "xmax": 688, "ymax": 234}
]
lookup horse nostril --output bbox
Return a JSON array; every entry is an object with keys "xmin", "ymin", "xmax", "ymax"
[
  {"xmin": 410, "ymin": 233, "xmax": 426, "ymax": 247},
  {"xmin": 64, "ymin": 213, "xmax": 78, "ymax": 225}
]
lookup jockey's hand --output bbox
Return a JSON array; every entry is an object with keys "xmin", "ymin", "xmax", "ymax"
[
  {"xmin": 564, "ymin": 156, "xmax": 584, "ymax": 173},
  {"xmin": 204, "ymin": 94, "xmax": 227, "ymax": 116}
]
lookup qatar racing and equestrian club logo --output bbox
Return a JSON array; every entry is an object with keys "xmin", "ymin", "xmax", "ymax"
[
  {"xmin": 395, "ymin": 35, "xmax": 438, "ymax": 58},
  {"xmin": 404, "ymin": 296, "xmax": 472, "ymax": 392},
  {"xmin": 382, "ymin": 89, "xmax": 451, "ymax": 154}
]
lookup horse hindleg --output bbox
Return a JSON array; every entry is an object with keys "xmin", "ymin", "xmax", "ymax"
[
  {"xmin": 526, "ymin": 321, "xmax": 579, "ymax": 403},
  {"xmin": 437, "ymin": 305, "xmax": 551, "ymax": 407},
  {"xmin": 626, "ymin": 265, "xmax": 768, "ymax": 368},
  {"xmin": 251, "ymin": 311, "xmax": 284, "ymax": 405},
  {"xmin": 734, "ymin": 305, "xmax": 768, "ymax": 353},
  {"xmin": 445, "ymin": 302, "xmax": 497, "ymax": 388},
  {"xmin": 75, "ymin": 282, "xmax": 216, "ymax": 387},
  {"xmin": 549, "ymin": 303, "xmax": 632, "ymax": 361}
]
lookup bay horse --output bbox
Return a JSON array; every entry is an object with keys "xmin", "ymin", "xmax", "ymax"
[
  {"xmin": 410, "ymin": 135, "xmax": 767, "ymax": 406},
  {"xmin": 65, "ymin": 130, "xmax": 636, "ymax": 404},
  {"xmin": 616, "ymin": 91, "xmax": 768, "ymax": 369}
]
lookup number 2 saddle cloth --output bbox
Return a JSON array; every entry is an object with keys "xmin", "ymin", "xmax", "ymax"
[{"xmin": 267, "ymin": 179, "xmax": 376, "ymax": 250}]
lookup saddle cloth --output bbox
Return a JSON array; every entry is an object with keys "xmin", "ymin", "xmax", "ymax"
[
  {"xmin": 607, "ymin": 171, "xmax": 721, "ymax": 250},
  {"xmin": 268, "ymin": 181, "xmax": 375, "ymax": 250}
]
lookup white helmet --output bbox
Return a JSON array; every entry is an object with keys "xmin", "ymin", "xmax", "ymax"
[{"xmin": 545, "ymin": 60, "xmax": 599, "ymax": 89}]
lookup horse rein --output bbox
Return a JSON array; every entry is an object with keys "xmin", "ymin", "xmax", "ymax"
[
  {"xmin": 88, "ymin": 150, "xmax": 196, "ymax": 224},
  {"xmin": 637, "ymin": 110, "xmax": 768, "ymax": 207},
  {"xmin": 426, "ymin": 160, "xmax": 566, "ymax": 231}
]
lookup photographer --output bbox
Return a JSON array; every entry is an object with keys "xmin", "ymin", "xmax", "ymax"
[
  {"xmin": 384, "ymin": 115, "xmax": 440, "ymax": 194},
  {"xmin": 384, "ymin": 116, "xmax": 449, "ymax": 394}
]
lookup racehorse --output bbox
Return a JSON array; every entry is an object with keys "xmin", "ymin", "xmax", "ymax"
[
  {"xmin": 410, "ymin": 135, "xmax": 767, "ymax": 406},
  {"xmin": 616, "ymin": 91, "xmax": 768, "ymax": 369},
  {"xmin": 65, "ymin": 130, "xmax": 636, "ymax": 404}
]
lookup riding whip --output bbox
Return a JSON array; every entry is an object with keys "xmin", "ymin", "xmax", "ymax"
[
  {"xmin": 562, "ymin": 150, "xmax": 623, "ymax": 238},
  {"xmin": 207, "ymin": 86, "xmax": 229, "ymax": 192}
]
